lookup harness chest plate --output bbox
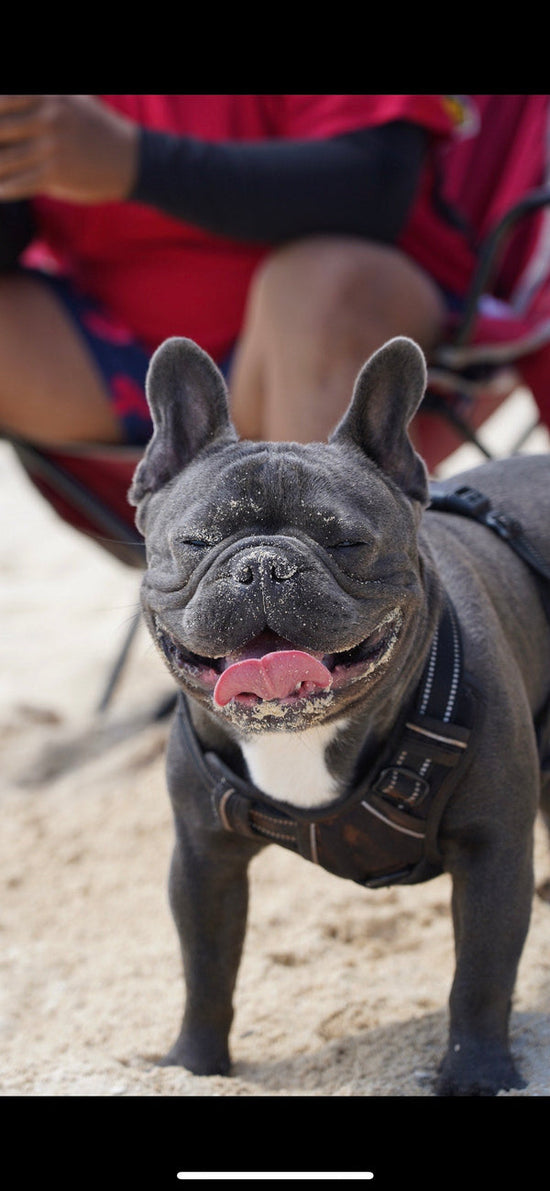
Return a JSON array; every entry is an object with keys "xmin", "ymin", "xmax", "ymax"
[{"xmin": 178, "ymin": 595, "xmax": 480, "ymax": 889}]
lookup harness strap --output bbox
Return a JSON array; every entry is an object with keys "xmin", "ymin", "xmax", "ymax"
[
  {"xmin": 428, "ymin": 482, "xmax": 550, "ymax": 621},
  {"xmin": 354, "ymin": 596, "xmax": 478, "ymax": 886}
]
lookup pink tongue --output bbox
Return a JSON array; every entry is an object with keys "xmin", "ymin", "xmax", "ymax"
[{"xmin": 213, "ymin": 649, "xmax": 332, "ymax": 707}]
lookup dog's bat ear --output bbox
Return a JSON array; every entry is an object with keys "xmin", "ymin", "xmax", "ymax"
[
  {"xmin": 330, "ymin": 337, "xmax": 429, "ymax": 506},
  {"xmin": 128, "ymin": 337, "xmax": 237, "ymax": 508}
]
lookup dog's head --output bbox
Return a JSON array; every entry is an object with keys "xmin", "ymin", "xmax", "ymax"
[{"xmin": 129, "ymin": 336, "xmax": 433, "ymax": 735}]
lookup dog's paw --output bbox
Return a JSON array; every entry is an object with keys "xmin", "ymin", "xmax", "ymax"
[
  {"xmin": 436, "ymin": 1041, "xmax": 527, "ymax": 1097},
  {"xmin": 158, "ymin": 1031, "xmax": 231, "ymax": 1077}
]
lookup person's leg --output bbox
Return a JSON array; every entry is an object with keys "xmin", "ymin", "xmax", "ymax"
[
  {"xmin": 0, "ymin": 271, "xmax": 152, "ymax": 445},
  {"xmin": 229, "ymin": 236, "xmax": 447, "ymax": 442},
  {"xmin": 0, "ymin": 272, "xmax": 122, "ymax": 443}
]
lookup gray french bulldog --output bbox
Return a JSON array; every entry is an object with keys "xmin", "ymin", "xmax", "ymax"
[{"xmin": 129, "ymin": 334, "xmax": 550, "ymax": 1096}]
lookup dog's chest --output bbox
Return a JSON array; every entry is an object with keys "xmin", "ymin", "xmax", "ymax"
[{"xmin": 240, "ymin": 720, "xmax": 347, "ymax": 808}]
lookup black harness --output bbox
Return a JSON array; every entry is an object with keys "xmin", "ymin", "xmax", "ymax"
[
  {"xmin": 176, "ymin": 483, "xmax": 550, "ymax": 891},
  {"xmin": 428, "ymin": 481, "xmax": 550, "ymax": 621}
]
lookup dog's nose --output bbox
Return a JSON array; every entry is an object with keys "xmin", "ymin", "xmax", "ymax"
[{"xmin": 232, "ymin": 548, "xmax": 299, "ymax": 587}]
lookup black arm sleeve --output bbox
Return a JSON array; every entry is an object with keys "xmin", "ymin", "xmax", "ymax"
[
  {"xmin": 130, "ymin": 121, "xmax": 428, "ymax": 245},
  {"xmin": 0, "ymin": 200, "xmax": 35, "ymax": 270}
]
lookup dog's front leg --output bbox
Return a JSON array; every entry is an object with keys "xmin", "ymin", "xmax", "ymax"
[
  {"xmin": 160, "ymin": 821, "xmax": 264, "ymax": 1076},
  {"xmin": 437, "ymin": 837, "xmax": 534, "ymax": 1096}
]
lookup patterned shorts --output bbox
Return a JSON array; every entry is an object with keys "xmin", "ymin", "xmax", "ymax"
[{"xmin": 30, "ymin": 270, "xmax": 234, "ymax": 446}]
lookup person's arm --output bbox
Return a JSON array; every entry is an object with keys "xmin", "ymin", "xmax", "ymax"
[
  {"xmin": 131, "ymin": 121, "xmax": 428, "ymax": 244},
  {"xmin": 0, "ymin": 95, "xmax": 428, "ymax": 260}
]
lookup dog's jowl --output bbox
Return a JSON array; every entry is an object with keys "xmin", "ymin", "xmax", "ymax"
[{"xmin": 129, "ymin": 334, "xmax": 550, "ymax": 1096}]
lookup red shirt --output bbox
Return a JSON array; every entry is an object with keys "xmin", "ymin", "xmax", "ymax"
[
  {"xmin": 30, "ymin": 95, "xmax": 457, "ymax": 360},
  {"xmin": 401, "ymin": 95, "xmax": 550, "ymax": 303}
]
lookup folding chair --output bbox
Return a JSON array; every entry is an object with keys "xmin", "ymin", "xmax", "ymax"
[
  {"xmin": 9, "ymin": 438, "xmax": 145, "ymax": 568},
  {"xmin": 7, "ymin": 437, "xmax": 147, "ymax": 711},
  {"xmin": 412, "ymin": 94, "xmax": 550, "ymax": 469},
  {"xmin": 414, "ymin": 183, "xmax": 550, "ymax": 469}
]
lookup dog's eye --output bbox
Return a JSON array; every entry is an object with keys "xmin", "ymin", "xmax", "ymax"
[
  {"xmin": 181, "ymin": 538, "xmax": 211, "ymax": 549},
  {"xmin": 331, "ymin": 540, "xmax": 366, "ymax": 551}
]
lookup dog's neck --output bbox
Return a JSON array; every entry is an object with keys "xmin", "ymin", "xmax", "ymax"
[
  {"xmin": 240, "ymin": 719, "xmax": 348, "ymax": 808},
  {"xmin": 238, "ymin": 581, "xmax": 444, "ymax": 811}
]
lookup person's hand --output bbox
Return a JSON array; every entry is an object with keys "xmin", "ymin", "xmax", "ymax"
[{"xmin": 0, "ymin": 95, "xmax": 139, "ymax": 203}]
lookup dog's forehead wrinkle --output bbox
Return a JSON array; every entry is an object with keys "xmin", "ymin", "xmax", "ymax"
[
  {"xmin": 166, "ymin": 439, "xmax": 407, "ymax": 544},
  {"xmin": 174, "ymin": 448, "xmax": 339, "ymax": 536},
  {"xmin": 234, "ymin": 451, "xmax": 389, "ymax": 536}
]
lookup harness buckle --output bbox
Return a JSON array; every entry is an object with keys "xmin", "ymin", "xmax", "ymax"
[
  {"xmin": 212, "ymin": 779, "xmax": 259, "ymax": 840},
  {"xmin": 373, "ymin": 766, "xmax": 431, "ymax": 807},
  {"xmin": 452, "ymin": 485, "xmax": 492, "ymax": 516},
  {"xmin": 484, "ymin": 509, "xmax": 523, "ymax": 540},
  {"xmin": 430, "ymin": 484, "xmax": 491, "ymax": 518}
]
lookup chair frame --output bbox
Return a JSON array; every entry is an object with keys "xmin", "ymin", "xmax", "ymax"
[{"xmin": 421, "ymin": 185, "xmax": 550, "ymax": 458}]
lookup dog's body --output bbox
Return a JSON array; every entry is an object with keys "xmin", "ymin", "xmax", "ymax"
[{"xmin": 130, "ymin": 335, "xmax": 550, "ymax": 1096}]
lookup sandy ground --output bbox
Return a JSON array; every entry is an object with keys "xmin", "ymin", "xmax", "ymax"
[{"xmin": 1, "ymin": 390, "xmax": 550, "ymax": 1139}]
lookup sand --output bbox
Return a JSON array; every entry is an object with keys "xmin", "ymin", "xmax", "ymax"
[{"xmin": 2, "ymin": 392, "xmax": 550, "ymax": 1138}]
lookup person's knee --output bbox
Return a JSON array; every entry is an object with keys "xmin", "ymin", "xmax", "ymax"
[
  {"xmin": 249, "ymin": 236, "xmax": 377, "ymax": 330},
  {"xmin": 246, "ymin": 236, "xmax": 445, "ymax": 352}
]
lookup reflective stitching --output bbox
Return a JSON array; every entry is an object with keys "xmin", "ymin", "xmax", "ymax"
[
  {"xmin": 419, "ymin": 627, "xmax": 439, "ymax": 715},
  {"xmin": 252, "ymin": 820, "xmax": 296, "ymax": 843},
  {"xmin": 444, "ymin": 604, "xmax": 461, "ymax": 722},
  {"xmin": 418, "ymin": 757, "xmax": 432, "ymax": 793},
  {"xmin": 387, "ymin": 749, "xmax": 407, "ymax": 792},
  {"xmin": 361, "ymin": 799, "xmax": 425, "ymax": 839}
]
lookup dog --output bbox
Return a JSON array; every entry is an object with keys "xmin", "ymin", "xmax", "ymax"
[{"xmin": 129, "ymin": 334, "xmax": 550, "ymax": 1096}]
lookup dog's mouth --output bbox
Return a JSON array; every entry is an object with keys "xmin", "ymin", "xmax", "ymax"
[{"xmin": 152, "ymin": 610, "xmax": 402, "ymax": 708}]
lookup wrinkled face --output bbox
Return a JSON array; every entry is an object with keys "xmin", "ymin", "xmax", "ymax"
[{"xmin": 140, "ymin": 436, "xmax": 425, "ymax": 735}]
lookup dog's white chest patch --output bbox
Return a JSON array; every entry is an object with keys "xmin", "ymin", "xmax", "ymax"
[{"xmin": 240, "ymin": 719, "xmax": 348, "ymax": 808}]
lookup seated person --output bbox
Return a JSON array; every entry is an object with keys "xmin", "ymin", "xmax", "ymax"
[{"xmin": 0, "ymin": 94, "xmax": 548, "ymax": 446}]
